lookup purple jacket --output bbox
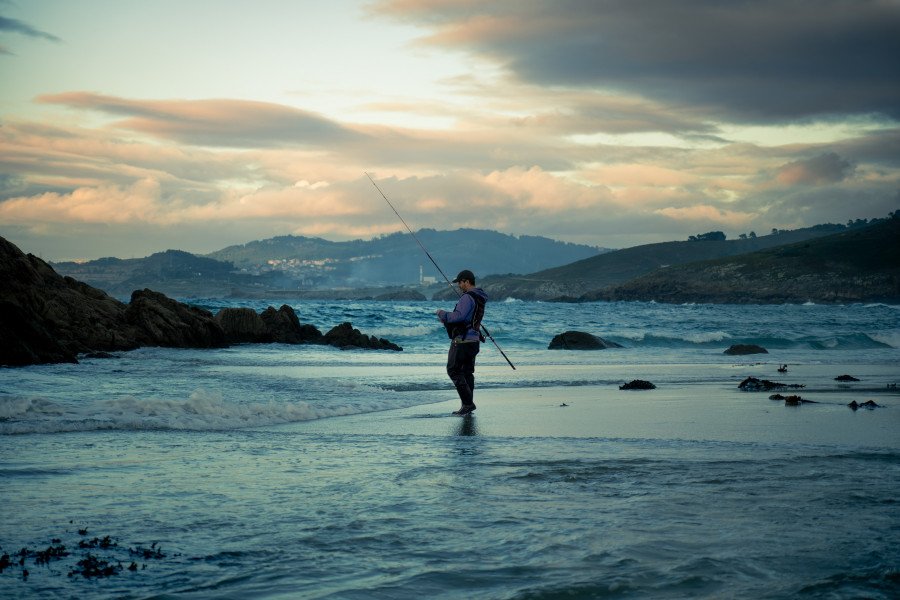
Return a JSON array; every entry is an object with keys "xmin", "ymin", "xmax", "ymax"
[{"xmin": 438, "ymin": 287, "xmax": 488, "ymax": 341}]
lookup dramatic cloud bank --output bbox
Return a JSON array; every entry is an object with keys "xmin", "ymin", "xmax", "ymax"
[{"xmin": 0, "ymin": 0, "xmax": 897, "ymax": 260}]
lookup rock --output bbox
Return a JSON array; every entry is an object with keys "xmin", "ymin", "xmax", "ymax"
[
  {"xmin": 124, "ymin": 289, "xmax": 226, "ymax": 348},
  {"xmin": 259, "ymin": 305, "xmax": 323, "ymax": 344},
  {"xmin": 0, "ymin": 236, "xmax": 139, "ymax": 365},
  {"xmin": 835, "ymin": 374, "xmax": 860, "ymax": 381},
  {"xmin": 548, "ymin": 331, "xmax": 623, "ymax": 350},
  {"xmin": 374, "ymin": 289, "xmax": 427, "ymax": 301},
  {"xmin": 323, "ymin": 322, "xmax": 402, "ymax": 351},
  {"xmin": 848, "ymin": 400, "xmax": 880, "ymax": 410},
  {"xmin": 0, "ymin": 234, "xmax": 404, "ymax": 366},
  {"xmin": 724, "ymin": 344, "xmax": 768, "ymax": 355},
  {"xmin": 784, "ymin": 395, "xmax": 802, "ymax": 406},
  {"xmin": 769, "ymin": 393, "xmax": 785, "ymax": 400},
  {"xmin": 620, "ymin": 379, "xmax": 656, "ymax": 390},
  {"xmin": 215, "ymin": 307, "xmax": 270, "ymax": 343},
  {"xmin": 738, "ymin": 377, "xmax": 805, "ymax": 391}
]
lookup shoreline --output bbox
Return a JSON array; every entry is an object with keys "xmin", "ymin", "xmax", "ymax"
[{"xmin": 275, "ymin": 374, "xmax": 900, "ymax": 450}]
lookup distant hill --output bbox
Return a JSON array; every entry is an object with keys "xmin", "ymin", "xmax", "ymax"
[
  {"xmin": 52, "ymin": 250, "xmax": 262, "ymax": 298},
  {"xmin": 584, "ymin": 218, "xmax": 900, "ymax": 304},
  {"xmin": 52, "ymin": 229, "xmax": 603, "ymax": 298},
  {"xmin": 469, "ymin": 224, "xmax": 859, "ymax": 301},
  {"xmin": 205, "ymin": 229, "xmax": 603, "ymax": 287}
]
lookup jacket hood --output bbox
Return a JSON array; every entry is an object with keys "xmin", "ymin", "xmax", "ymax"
[{"xmin": 468, "ymin": 287, "xmax": 488, "ymax": 302}]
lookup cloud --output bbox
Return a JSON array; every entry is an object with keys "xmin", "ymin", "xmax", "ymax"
[
  {"xmin": 0, "ymin": 15, "xmax": 61, "ymax": 42},
  {"xmin": 775, "ymin": 152, "xmax": 857, "ymax": 185},
  {"xmin": 373, "ymin": 0, "xmax": 900, "ymax": 122},
  {"xmin": 35, "ymin": 92, "xmax": 366, "ymax": 149}
]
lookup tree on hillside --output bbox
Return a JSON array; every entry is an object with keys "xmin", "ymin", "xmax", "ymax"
[{"xmin": 688, "ymin": 231, "xmax": 726, "ymax": 242}]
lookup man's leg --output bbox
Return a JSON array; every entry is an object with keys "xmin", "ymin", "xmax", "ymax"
[{"xmin": 447, "ymin": 342, "xmax": 479, "ymax": 409}]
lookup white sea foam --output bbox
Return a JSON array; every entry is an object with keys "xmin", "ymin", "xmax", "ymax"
[
  {"xmin": 869, "ymin": 330, "xmax": 900, "ymax": 349},
  {"xmin": 0, "ymin": 387, "xmax": 433, "ymax": 435},
  {"xmin": 367, "ymin": 324, "xmax": 433, "ymax": 338},
  {"xmin": 684, "ymin": 330, "xmax": 733, "ymax": 343}
]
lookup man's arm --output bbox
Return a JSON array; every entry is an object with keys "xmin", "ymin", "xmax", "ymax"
[{"xmin": 436, "ymin": 294, "xmax": 474, "ymax": 324}]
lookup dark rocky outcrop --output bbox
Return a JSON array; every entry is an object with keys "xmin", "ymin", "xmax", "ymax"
[
  {"xmin": 0, "ymin": 235, "xmax": 401, "ymax": 366},
  {"xmin": 323, "ymin": 322, "xmax": 402, "ymax": 351},
  {"xmin": 215, "ymin": 307, "xmax": 271, "ymax": 344},
  {"xmin": 835, "ymin": 374, "xmax": 860, "ymax": 381},
  {"xmin": 548, "ymin": 331, "xmax": 623, "ymax": 350},
  {"xmin": 125, "ymin": 289, "xmax": 226, "ymax": 349},
  {"xmin": 620, "ymin": 379, "xmax": 656, "ymax": 390},
  {"xmin": 259, "ymin": 305, "xmax": 324, "ymax": 344},
  {"xmin": 724, "ymin": 344, "xmax": 768, "ymax": 355}
]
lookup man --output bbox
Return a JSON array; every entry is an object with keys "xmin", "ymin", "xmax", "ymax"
[{"xmin": 436, "ymin": 270, "xmax": 488, "ymax": 415}]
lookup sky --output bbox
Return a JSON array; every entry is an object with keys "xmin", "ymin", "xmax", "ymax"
[{"xmin": 1, "ymin": 0, "xmax": 898, "ymax": 261}]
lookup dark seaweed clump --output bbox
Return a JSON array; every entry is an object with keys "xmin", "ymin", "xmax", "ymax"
[{"xmin": 0, "ymin": 523, "xmax": 176, "ymax": 582}]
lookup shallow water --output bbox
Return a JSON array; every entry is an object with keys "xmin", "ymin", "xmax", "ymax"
[{"xmin": 2, "ymin": 300, "xmax": 899, "ymax": 598}]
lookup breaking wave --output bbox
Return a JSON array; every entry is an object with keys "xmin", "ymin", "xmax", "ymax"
[{"xmin": 0, "ymin": 388, "xmax": 436, "ymax": 435}]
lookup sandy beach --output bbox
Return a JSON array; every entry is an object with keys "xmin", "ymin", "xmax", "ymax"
[{"xmin": 284, "ymin": 362, "xmax": 900, "ymax": 450}]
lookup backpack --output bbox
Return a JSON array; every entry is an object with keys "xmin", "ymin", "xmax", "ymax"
[{"xmin": 445, "ymin": 290, "xmax": 486, "ymax": 342}]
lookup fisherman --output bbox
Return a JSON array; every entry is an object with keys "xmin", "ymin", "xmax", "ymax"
[{"xmin": 436, "ymin": 269, "xmax": 488, "ymax": 415}]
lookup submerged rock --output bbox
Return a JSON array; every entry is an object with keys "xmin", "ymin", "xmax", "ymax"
[
  {"xmin": 548, "ymin": 331, "xmax": 623, "ymax": 350},
  {"xmin": 620, "ymin": 379, "xmax": 656, "ymax": 390},
  {"xmin": 848, "ymin": 400, "xmax": 880, "ymax": 410},
  {"xmin": 738, "ymin": 377, "xmax": 805, "ymax": 391},
  {"xmin": 835, "ymin": 374, "xmax": 860, "ymax": 381},
  {"xmin": 724, "ymin": 344, "xmax": 768, "ymax": 355}
]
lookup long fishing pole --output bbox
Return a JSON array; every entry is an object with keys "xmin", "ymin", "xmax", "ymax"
[{"xmin": 365, "ymin": 172, "xmax": 516, "ymax": 370}]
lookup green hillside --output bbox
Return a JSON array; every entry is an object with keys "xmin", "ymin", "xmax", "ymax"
[
  {"xmin": 584, "ymin": 218, "xmax": 900, "ymax": 304},
  {"xmin": 474, "ymin": 224, "xmax": 849, "ymax": 301}
]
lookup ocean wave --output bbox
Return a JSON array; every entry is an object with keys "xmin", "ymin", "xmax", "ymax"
[
  {"xmin": 868, "ymin": 330, "xmax": 900, "ymax": 349},
  {"xmin": 0, "ymin": 388, "xmax": 435, "ymax": 435},
  {"xmin": 366, "ymin": 324, "xmax": 434, "ymax": 338}
]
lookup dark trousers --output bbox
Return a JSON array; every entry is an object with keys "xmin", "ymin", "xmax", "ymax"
[{"xmin": 447, "ymin": 341, "xmax": 480, "ymax": 406}]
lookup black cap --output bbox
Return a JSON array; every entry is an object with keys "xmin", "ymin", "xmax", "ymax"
[{"xmin": 452, "ymin": 269, "xmax": 475, "ymax": 284}]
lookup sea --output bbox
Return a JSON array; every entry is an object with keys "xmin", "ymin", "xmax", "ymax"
[{"xmin": 1, "ymin": 299, "xmax": 899, "ymax": 599}]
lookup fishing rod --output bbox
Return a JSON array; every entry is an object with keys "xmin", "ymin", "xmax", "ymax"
[{"xmin": 365, "ymin": 172, "xmax": 516, "ymax": 370}]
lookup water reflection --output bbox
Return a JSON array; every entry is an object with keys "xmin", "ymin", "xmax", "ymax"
[{"xmin": 454, "ymin": 416, "xmax": 478, "ymax": 437}]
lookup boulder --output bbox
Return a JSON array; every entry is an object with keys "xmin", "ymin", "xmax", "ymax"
[
  {"xmin": 125, "ymin": 289, "xmax": 227, "ymax": 348},
  {"xmin": 259, "ymin": 305, "xmax": 323, "ymax": 344},
  {"xmin": 215, "ymin": 307, "xmax": 270, "ymax": 343},
  {"xmin": 835, "ymin": 374, "xmax": 860, "ymax": 381},
  {"xmin": 323, "ymin": 322, "xmax": 402, "ymax": 351},
  {"xmin": 620, "ymin": 379, "xmax": 656, "ymax": 390},
  {"xmin": 548, "ymin": 331, "xmax": 623, "ymax": 350},
  {"xmin": 724, "ymin": 344, "xmax": 768, "ymax": 355}
]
